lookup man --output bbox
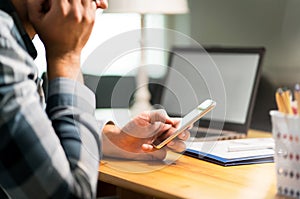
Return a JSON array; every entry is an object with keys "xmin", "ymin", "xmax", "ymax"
[{"xmin": 0, "ymin": 0, "xmax": 190, "ymax": 198}]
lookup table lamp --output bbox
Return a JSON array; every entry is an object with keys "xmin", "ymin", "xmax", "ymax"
[{"xmin": 105, "ymin": 0, "xmax": 189, "ymax": 115}]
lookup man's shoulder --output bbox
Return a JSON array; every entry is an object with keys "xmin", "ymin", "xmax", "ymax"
[
  {"xmin": 0, "ymin": 10, "xmax": 15, "ymax": 36},
  {"xmin": 0, "ymin": 10, "xmax": 27, "ymax": 50}
]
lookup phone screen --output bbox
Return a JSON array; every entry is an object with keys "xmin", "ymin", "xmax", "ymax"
[{"xmin": 153, "ymin": 99, "xmax": 216, "ymax": 149}]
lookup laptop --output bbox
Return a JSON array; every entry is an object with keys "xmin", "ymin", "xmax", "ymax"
[{"xmin": 155, "ymin": 46, "xmax": 265, "ymax": 141}]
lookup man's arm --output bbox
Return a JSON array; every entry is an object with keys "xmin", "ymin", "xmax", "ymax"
[{"xmin": 0, "ymin": 6, "xmax": 101, "ymax": 199}]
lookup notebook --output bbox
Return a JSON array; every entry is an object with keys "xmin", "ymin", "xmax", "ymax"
[
  {"xmin": 184, "ymin": 138, "xmax": 274, "ymax": 166},
  {"xmin": 155, "ymin": 46, "xmax": 265, "ymax": 141}
]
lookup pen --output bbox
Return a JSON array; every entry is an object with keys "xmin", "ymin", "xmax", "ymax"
[
  {"xmin": 294, "ymin": 83, "xmax": 300, "ymax": 115},
  {"xmin": 228, "ymin": 143, "xmax": 275, "ymax": 152}
]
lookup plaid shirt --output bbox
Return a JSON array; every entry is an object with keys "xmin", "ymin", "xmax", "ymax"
[{"xmin": 0, "ymin": 10, "xmax": 102, "ymax": 199}]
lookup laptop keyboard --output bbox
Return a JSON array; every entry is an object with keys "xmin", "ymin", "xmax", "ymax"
[{"xmin": 189, "ymin": 127, "xmax": 246, "ymax": 141}]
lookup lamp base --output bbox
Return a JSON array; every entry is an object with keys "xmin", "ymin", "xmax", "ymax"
[{"xmin": 130, "ymin": 85, "xmax": 152, "ymax": 116}]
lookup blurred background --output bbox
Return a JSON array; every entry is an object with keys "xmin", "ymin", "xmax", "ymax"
[{"xmin": 34, "ymin": 0, "xmax": 300, "ymax": 132}]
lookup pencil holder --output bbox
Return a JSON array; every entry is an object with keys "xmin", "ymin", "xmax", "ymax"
[{"xmin": 270, "ymin": 111, "xmax": 300, "ymax": 198}]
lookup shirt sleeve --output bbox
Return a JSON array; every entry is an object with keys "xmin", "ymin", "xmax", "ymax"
[{"xmin": 0, "ymin": 11, "xmax": 102, "ymax": 199}]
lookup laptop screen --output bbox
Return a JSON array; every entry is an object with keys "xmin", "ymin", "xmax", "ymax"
[{"xmin": 159, "ymin": 47, "xmax": 265, "ymax": 134}]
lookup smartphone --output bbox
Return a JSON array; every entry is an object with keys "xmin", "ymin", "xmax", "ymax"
[{"xmin": 152, "ymin": 99, "xmax": 216, "ymax": 149}]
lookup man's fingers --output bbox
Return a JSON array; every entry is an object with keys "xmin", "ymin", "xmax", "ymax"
[
  {"xmin": 140, "ymin": 145, "xmax": 167, "ymax": 160},
  {"xmin": 95, "ymin": 0, "xmax": 108, "ymax": 9},
  {"xmin": 177, "ymin": 130, "xmax": 190, "ymax": 141},
  {"xmin": 141, "ymin": 144, "xmax": 154, "ymax": 152},
  {"xmin": 171, "ymin": 118, "xmax": 182, "ymax": 128},
  {"xmin": 143, "ymin": 122, "xmax": 173, "ymax": 138},
  {"xmin": 167, "ymin": 140, "xmax": 186, "ymax": 153},
  {"xmin": 148, "ymin": 110, "xmax": 174, "ymax": 125},
  {"xmin": 120, "ymin": 121, "xmax": 168, "ymax": 139}
]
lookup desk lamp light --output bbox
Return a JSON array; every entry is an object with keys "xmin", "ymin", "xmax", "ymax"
[{"xmin": 106, "ymin": 0, "xmax": 189, "ymax": 115}]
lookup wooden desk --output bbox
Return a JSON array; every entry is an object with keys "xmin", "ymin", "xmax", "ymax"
[{"xmin": 98, "ymin": 130, "xmax": 284, "ymax": 199}]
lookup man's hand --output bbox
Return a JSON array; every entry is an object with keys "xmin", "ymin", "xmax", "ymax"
[
  {"xmin": 102, "ymin": 110, "xmax": 190, "ymax": 160},
  {"xmin": 26, "ymin": 0, "xmax": 107, "ymax": 81}
]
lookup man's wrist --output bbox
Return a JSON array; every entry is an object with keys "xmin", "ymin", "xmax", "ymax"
[{"xmin": 46, "ymin": 52, "xmax": 83, "ymax": 82}]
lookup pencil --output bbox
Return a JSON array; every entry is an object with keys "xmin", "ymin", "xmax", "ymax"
[
  {"xmin": 275, "ymin": 88, "xmax": 288, "ymax": 114},
  {"xmin": 283, "ymin": 89, "xmax": 293, "ymax": 115},
  {"xmin": 294, "ymin": 83, "xmax": 300, "ymax": 115}
]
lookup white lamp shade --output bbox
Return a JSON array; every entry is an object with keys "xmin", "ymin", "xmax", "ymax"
[{"xmin": 105, "ymin": 0, "xmax": 189, "ymax": 14}]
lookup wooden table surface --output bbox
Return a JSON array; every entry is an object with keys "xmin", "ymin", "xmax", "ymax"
[{"xmin": 98, "ymin": 130, "xmax": 286, "ymax": 199}]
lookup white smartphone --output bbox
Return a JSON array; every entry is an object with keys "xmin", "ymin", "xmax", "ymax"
[{"xmin": 152, "ymin": 99, "xmax": 216, "ymax": 149}]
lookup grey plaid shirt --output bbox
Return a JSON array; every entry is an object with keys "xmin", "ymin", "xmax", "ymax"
[{"xmin": 0, "ymin": 10, "xmax": 102, "ymax": 199}]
